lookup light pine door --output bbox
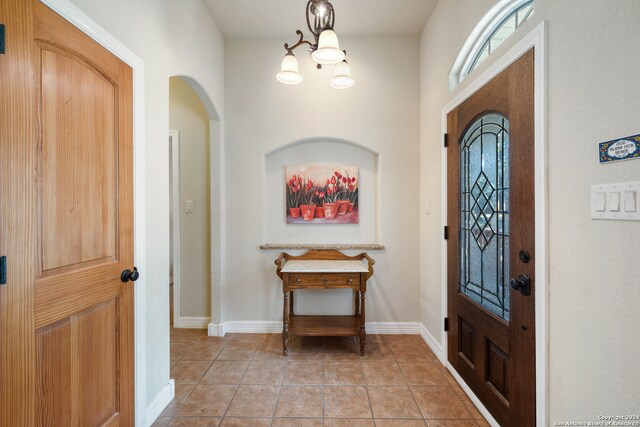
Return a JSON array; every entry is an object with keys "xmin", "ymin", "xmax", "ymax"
[
  {"xmin": 447, "ymin": 49, "xmax": 535, "ymax": 426},
  {"xmin": 0, "ymin": 1, "xmax": 135, "ymax": 425}
]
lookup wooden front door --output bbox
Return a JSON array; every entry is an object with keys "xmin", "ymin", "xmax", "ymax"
[
  {"xmin": 447, "ymin": 49, "xmax": 535, "ymax": 426},
  {"xmin": 0, "ymin": 1, "xmax": 135, "ymax": 425}
]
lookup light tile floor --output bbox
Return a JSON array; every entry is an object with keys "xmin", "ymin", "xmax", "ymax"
[{"xmin": 152, "ymin": 328, "xmax": 490, "ymax": 427}]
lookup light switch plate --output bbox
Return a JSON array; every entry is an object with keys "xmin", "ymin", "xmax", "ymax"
[
  {"xmin": 591, "ymin": 181, "xmax": 640, "ymax": 220},
  {"xmin": 185, "ymin": 200, "xmax": 194, "ymax": 213}
]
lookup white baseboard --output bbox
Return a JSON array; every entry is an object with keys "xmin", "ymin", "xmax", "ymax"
[
  {"xmin": 207, "ymin": 321, "xmax": 426, "ymax": 336},
  {"xmin": 145, "ymin": 379, "xmax": 174, "ymax": 427},
  {"xmin": 176, "ymin": 317, "xmax": 210, "ymax": 329},
  {"xmin": 419, "ymin": 322, "xmax": 443, "ymax": 362},
  {"xmin": 208, "ymin": 322, "xmax": 226, "ymax": 337},
  {"xmin": 365, "ymin": 321, "xmax": 422, "ymax": 334},
  {"xmin": 223, "ymin": 321, "xmax": 282, "ymax": 334}
]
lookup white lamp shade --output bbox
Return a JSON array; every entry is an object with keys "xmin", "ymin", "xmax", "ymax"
[
  {"xmin": 330, "ymin": 60, "xmax": 354, "ymax": 89},
  {"xmin": 276, "ymin": 54, "xmax": 303, "ymax": 85},
  {"xmin": 311, "ymin": 29, "xmax": 345, "ymax": 65}
]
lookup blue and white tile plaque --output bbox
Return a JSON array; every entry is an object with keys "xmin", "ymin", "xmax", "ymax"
[{"xmin": 599, "ymin": 134, "xmax": 640, "ymax": 164}]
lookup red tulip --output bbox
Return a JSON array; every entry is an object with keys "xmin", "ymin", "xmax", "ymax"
[
  {"xmin": 315, "ymin": 190, "xmax": 319, "ymax": 196},
  {"xmin": 298, "ymin": 176, "xmax": 302, "ymax": 183},
  {"xmin": 293, "ymin": 187, "xmax": 298, "ymax": 193},
  {"xmin": 327, "ymin": 187, "xmax": 333, "ymax": 194},
  {"xmin": 351, "ymin": 177, "xmax": 356, "ymax": 182},
  {"xmin": 326, "ymin": 179, "xmax": 330, "ymax": 185},
  {"xmin": 335, "ymin": 171, "xmax": 340, "ymax": 176},
  {"xmin": 331, "ymin": 176, "xmax": 336, "ymax": 184},
  {"xmin": 342, "ymin": 177, "xmax": 347, "ymax": 183},
  {"xmin": 320, "ymin": 192, "xmax": 325, "ymax": 198},
  {"xmin": 349, "ymin": 184, "xmax": 354, "ymax": 191}
]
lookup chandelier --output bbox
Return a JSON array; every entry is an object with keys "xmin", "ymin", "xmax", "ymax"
[{"xmin": 276, "ymin": 0, "xmax": 354, "ymax": 89}]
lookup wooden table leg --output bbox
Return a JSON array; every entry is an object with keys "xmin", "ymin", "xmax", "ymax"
[
  {"xmin": 283, "ymin": 292, "xmax": 290, "ymax": 356},
  {"xmin": 354, "ymin": 290, "xmax": 360, "ymax": 315},
  {"xmin": 359, "ymin": 291, "xmax": 366, "ymax": 355},
  {"xmin": 290, "ymin": 291, "xmax": 294, "ymax": 315}
]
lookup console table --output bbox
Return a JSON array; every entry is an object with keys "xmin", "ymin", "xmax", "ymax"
[{"xmin": 275, "ymin": 250, "xmax": 375, "ymax": 356}]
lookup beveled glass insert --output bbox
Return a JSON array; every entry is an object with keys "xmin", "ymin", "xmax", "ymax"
[{"xmin": 459, "ymin": 113, "xmax": 510, "ymax": 321}]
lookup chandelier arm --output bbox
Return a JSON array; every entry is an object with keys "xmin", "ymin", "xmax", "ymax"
[
  {"xmin": 306, "ymin": 0, "xmax": 318, "ymax": 38},
  {"xmin": 328, "ymin": 2, "xmax": 335, "ymax": 29},
  {"xmin": 284, "ymin": 30, "xmax": 314, "ymax": 55}
]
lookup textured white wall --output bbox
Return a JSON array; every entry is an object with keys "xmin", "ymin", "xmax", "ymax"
[
  {"xmin": 69, "ymin": 0, "xmax": 224, "ymax": 407},
  {"xmin": 420, "ymin": 0, "xmax": 640, "ymax": 422},
  {"xmin": 224, "ymin": 36, "xmax": 421, "ymax": 323},
  {"xmin": 169, "ymin": 77, "xmax": 211, "ymax": 318}
]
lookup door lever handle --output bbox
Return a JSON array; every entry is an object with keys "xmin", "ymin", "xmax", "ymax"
[{"xmin": 509, "ymin": 274, "xmax": 531, "ymax": 296}]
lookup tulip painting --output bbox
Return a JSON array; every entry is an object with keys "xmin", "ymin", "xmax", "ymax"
[{"xmin": 285, "ymin": 164, "xmax": 359, "ymax": 224}]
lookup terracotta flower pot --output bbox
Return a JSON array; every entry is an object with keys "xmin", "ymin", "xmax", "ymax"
[
  {"xmin": 323, "ymin": 202, "xmax": 339, "ymax": 220},
  {"xmin": 289, "ymin": 207, "xmax": 301, "ymax": 218},
  {"xmin": 347, "ymin": 202, "xmax": 354, "ymax": 212},
  {"xmin": 337, "ymin": 200, "xmax": 350, "ymax": 216},
  {"xmin": 300, "ymin": 204, "xmax": 316, "ymax": 221},
  {"xmin": 315, "ymin": 206, "xmax": 325, "ymax": 218}
]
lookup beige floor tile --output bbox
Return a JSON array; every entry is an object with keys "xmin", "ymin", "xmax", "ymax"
[
  {"xmin": 225, "ymin": 385, "xmax": 280, "ymax": 417},
  {"xmin": 287, "ymin": 351, "xmax": 325, "ymax": 361},
  {"xmin": 242, "ymin": 360, "xmax": 285, "ymax": 384},
  {"xmin": 182, "ymin": 342, "xmax": 225, "ymax": 361},
  {"xmin": 359, "ymin": 343, "xmax": 396, "ymax": 361},
  {"xmin": 171, "ymin": 360, "xmax": 214, "ymax": 384},
  {"xmin": 375, "ymin": 420, "xmax": 426, "ymax": 427},
  {"xmin": 161, "ymin": 383, "xmax": 197, "ymax": 416},
  {"xmin": 201, "ymin": 360, "xmax": 250, "ymax": 385},
  {"xmin": 289, "ymin": 336, "xmax": 325, "ymax": 352},
  {"xmin": 219, "ymin": 418, "xmax": 272, "ymax": 427},
  {"xmin": 274, "ymin": 385, "xmax": 323, "ymax": 417},
  {"xmin": 367, "ymin": 386, "xmax": 421, "ymax": 419},
  {"xmin": 323, "ymin": 386, "xmax": 372, "ymax": 418},
  {"xmin": 216, "ymin": 347, "xmax": 256, "ymax": 361},
  {"xmin": 169, "ymin": 417, "xmax": 221, "ymax": 427},
  {"xmin": 399, "ymin": 362, "xmax": 449, "ymax": 386},
  {"xmin": 253, "ymin": 348, "xmax": 287, "ymax": 361},
  {"xmin": 450, "ymin": 386, "xmax": 483, "ymax": 420},
  {"xmin": 152, "ymin": 417, "xmax": 173, "ymax": 427},
  {"xmin": 284, "ymin": 360, "xmax": 324, "ymax": 384},
  {"xmin": 425, "ymin": 421, "xmax": 479, "ymax": 427},
  {"xmin": 323, "ymin": 419, "xmax": 374, "ymax": 426},
  {"xmin": 324, "ymin": 361, "xmax": 364, "ymax": 385},
  {"xmin": 273, "ymin": 418, "xmax": 323, "ymax": 427},
  {"xmin": 324, "ymin": 337, "xmax": 357, "ymax": 353},
  {"xmin": 410, "ymin": 386, "xmax": 472, "ymax": 420},
  {"xmin": 171, "ymin": 328, "xmax": 207, "ymax": 343},
  {"xmin": 172, "ymin": 342, "xmax": 194, "ymax": 362},
  {"xmin": 361, "ymin": 361, "xmax": 406, "ymax": 385},
  {"xmin": 178, "ymin": 384, "xmax": 237, "ymax": 416}
]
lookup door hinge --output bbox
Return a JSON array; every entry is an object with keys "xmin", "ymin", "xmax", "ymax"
[
  {"xmin": 0, "ymin": 256, "xmax": 6, "ymax": 285},
  {"xmin": 444, "ymin": 226, "xmax": 449, "ymax": 240},
  {"xmin": 443, "ymin": 133, "xmax": 448, "ymax": 148},
  {"xmin": 0, "ymin": 24, "xmax": 5, "ymax": 55},
  {"xmin": 444, "ymin": 317, "xmax": 449, "ymax": 332}
]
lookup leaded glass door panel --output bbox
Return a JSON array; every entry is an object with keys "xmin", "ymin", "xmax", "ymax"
[{"xmin": 446, "ymin": 49, "xmax": 536, "ymax": 427}]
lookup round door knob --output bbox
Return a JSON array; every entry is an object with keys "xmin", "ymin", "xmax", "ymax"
[{"xmin": 121, "ymin": 267, "xmax": 140, "ymax": 283}]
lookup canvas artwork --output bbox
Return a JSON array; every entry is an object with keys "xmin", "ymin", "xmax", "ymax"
[{"xmin": 286, "ymin": 164, "xmax": 359, "ymax": 224}]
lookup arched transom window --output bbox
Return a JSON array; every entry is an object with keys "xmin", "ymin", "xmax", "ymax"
[{"xmin": 449, "ymin": 0, "xmax": 534, "ymax": 90}]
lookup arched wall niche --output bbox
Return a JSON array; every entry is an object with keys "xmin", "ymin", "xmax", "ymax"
[{"xmin": 264, "ymin": 137, "xmax": 380, "ymax": 245}]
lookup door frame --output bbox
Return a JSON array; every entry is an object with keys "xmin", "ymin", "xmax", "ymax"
[
  {"xmin": 40, "ymin": 0, "xmax": 148, "ymax": 425},
  {"xmin": 440, "ymin": 22, "xmax": 548, "ymax": 426},
  {"xmin": 169, "ymin": 130, "xmax": 182, "ymax": 327}
]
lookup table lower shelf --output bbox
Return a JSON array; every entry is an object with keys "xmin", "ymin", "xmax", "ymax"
[{"xmin": 287, "ymin": 315, "xmax": 362, "ymax": 336}]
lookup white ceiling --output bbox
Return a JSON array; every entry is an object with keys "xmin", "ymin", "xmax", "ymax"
[{"xmin": 202, "ymin": 0, "xmax": 439, "ymax": 39}]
